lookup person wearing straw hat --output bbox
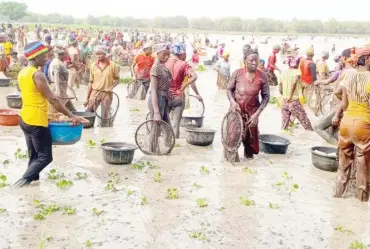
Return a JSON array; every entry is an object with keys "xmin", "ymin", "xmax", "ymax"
[
  {"xmin": 214, "ymin": 51, "xmax": 231, "ymax": 90},
  {"xmin": 14, "ymin": 41, "xmax": 87, "ymax": 188}
]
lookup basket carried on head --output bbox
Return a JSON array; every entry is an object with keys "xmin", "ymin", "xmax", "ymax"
[
  {"xmin": 221, "ymin": 111, "xmax": 244, "ymax": 162},
  {"xmin": 94, "ymin": 91, "xmax": 120, "ymax": 127},
  {"xmin": 135, "ymin": 119, "xmax": 175, "ymax": 156}
]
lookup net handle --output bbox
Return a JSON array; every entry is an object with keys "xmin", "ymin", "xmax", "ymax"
[
  {"xmin": 94, "ymin": 91, "xmax": 120, "ymax": 121},
  {"xmin": 135, "ymin": 119, "xmax": 176, "ymax": 156},
  {"xmin": 221, "ymin": 110, "xmax": 244, "ymax": 151},
  {"xmin": 188, "ymin": 94, "xmax": 205, "ymax": 116}
]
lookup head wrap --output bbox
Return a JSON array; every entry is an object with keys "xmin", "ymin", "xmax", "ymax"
[
  {"xmin": 69, "ymin": 38, "xmax": 77, "ymax": 45},
  {"xmin": 273, "ymin": 45, "xmax": 281, "ymax": 50},
  {"xmin": 54, "ymin": 47, "xmax": 65, "ymax": 55},
  {"xmin": 243, "ymin": 49, "xmax": 258, "ymax": 59},
  {"xmin": 321, "ymin": 51, "xmax": 329, "ymax": 59},
  {"xmin": 94, "ymin": 45, "xmax": 108, "ymax": 54},
  {"xmin": 143, "ymin": 42, "xmax": 152, "ymax": 50},
  {"xmin": 24, "ymin": 41, "xmax": 49, "ymax": 60},
  {"xmin": 355, "ymin": 46, "xmax": 370, "ymax": 57},
  {"xmin": 306, "ymin": 47, "xmax": 314, "ymax": 56},
  {"xmin": 287, "ymin": 56, "xmax": 303, "ymax": 68},
  {"xmin": 259, "ymin": 59, "xmax": 265, "ymax": 64},
  {"xmin": 156, "ymin": 43, "xmax": 170, "ymax": 54},
  {"xmin": 223, "ymin": 51, "xmax": 230, "ymax": 58},
  {"xmin": 171, "ymin": 42, "xmax": 185, "ymax": 55},
  {"xmin": 45, "ymin": 35, "xmax": 52, "ymax": 41}
]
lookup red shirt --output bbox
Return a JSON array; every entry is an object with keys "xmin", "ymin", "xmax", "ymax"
[
  {"xmin": 267, "ymin": 53, "xmax": 277, "ymax": 71},
  {"xmin": 135, "ymin": 54, "xmax": 154, "ymax": 80},
  {"xmin": 192, "ymin": 53, "xmax": 199, "ymax": 63},
  {"xmin": 165, "ymin": 58, "xmax": 192, "ymax": 98}
]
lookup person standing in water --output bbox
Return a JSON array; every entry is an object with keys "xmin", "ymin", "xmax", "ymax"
[
  {"xmin": 267, "ymin": 45, "xmax": 281, "ymax": 86},
  {"xmin": 333, "ymin": 46, "xmax": 370, "ymax": 202},
  {"xmin": 14, "ymin": 41, "xmax": 87, "ymax": 187},
  {"xmin": 225, "ymin": 49, "xmax": 270, "ymax": 162},
  {"xmin": 166, "ymin": 42, "xmax": 203, "ymax": 138},
  {"xmin": 299, "ymin": 47, "xmax": 317, "ymax": 100},
  {"xmin": 214, "ymin": 51, "xmax": 231, "ymax": 90},
  {"xmin": 279, "ymin": 50, "xmax": 313, "ymax": 131},
  {"xmin": 317, "ymin": 51, "xmax": 330, "ymax": 80}
]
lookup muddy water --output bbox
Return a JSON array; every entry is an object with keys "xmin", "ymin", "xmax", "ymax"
[{"xmin": 1, "ymin": 50, "xmax": 370, "ymax": 249}]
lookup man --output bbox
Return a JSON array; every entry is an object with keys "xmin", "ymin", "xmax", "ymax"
[
  {"xmin": 267, "ymin": 45, "xmax": 281, "ymax": 86},
  {"xmin": 299, "ymin": 47, "xmax": 317, "ymax": 100},
  {"xmin": 84, "ymin": 46, "xmax": 120, "ymax": 124},
  {"xmin": 13, "ymin": 41, "xmax": 86, "ymax": 187},
  {"xmin": 129, "ymin": 42, "xmax": 154, "ymax": 99},
  {"xmin": 316, "ymin": 51, "xmax": 329, "ymax": 80}
]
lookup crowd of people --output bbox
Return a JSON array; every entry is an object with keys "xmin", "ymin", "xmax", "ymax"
[{"xmin": 0, "ymin": 24, "xmax": 368, "ymax": 202}]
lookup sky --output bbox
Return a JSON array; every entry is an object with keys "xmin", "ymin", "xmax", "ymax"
[{"xmin": 15, "ymin": 0, "xmax": 369, "ymax": 21}]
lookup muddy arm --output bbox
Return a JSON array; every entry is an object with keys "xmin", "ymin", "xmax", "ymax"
[
  {"xmin": 258, "ymin": 73, "xmax": 270, "ymax": 110},
  {"xmin": 226, "ymin": 70, "xmax": 237, "ymax": 104}
]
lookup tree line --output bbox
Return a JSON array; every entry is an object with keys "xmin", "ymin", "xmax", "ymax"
[{"xmin": 0, "ymin": 1, "xmax": 369, "ymax": 34}]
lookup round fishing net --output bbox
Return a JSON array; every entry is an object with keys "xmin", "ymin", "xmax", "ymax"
[
  {"xmin": 317, "ymin": 87, "xmax": 334, "ymax": 116},
  {"xmin": 221, "ymin": 111, "xmax": 243, "ymax": 155},
  {"xmin": 135, "ymin": 120, "xmax": 175, "ymax": 156},
  {"xmin": 182, "ymin": 95, "xmax": 205, "ymax": 117},
  {"xmin": 95, "ymin": 91, "xmax": 120, "ymax": 127},
  {"xmin": 126, "ymin": 80, "xmax": 147, "ymax": 100}
]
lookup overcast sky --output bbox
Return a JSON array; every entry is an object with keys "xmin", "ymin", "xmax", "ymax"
[{"xmin": 15, "ymin": 0, "xmax": 368, "ymax": 21}]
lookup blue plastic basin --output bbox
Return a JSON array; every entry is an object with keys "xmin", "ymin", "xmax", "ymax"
[{"xmin": 49, "ymin": 122, "xmax": 83, "ymax": 145}]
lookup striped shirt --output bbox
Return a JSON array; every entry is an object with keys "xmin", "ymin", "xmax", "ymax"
[{"xmin": 340, "ymin": 71, "xmax": 370, "ymax": 103}]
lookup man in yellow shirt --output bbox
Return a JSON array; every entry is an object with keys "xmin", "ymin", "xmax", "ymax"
[{"xmin": 13, "ymin": 41, "xmax": 87, "ymax": 188}]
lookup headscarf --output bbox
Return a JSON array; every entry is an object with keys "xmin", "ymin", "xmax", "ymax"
[
  {"xmin": 24, "ymin": 41, "xmax": 49, "ymax": 60},
  {"xmin": 94, "ymin": 45, "xmax": 108, "ymax": 54},
  {"xmin": 287, "ymin": 56, "xmax": 303, "ymax": 68},
  {"xmin": 45, "ymin": 35, "xmax": 52, "ymax": 42},
  {"xmin": 156, "ymin": 43, "xmax": 170, "ymax": 54},
  {"xmin": 259, "ymin": 59, "xmax": 265, "ymax": 64},
  {"xmin": 171, "ymin": 42, "xmax": 185, "ymax": 55},
  {"xmin": 223, "ymin": 51, "xmax": 230, "ymax": 58},
  {"xmin": 273, "ymin": 45, "xmax": 281, "ymax": 50},
  {"xmin": 143, "ymin": 42, "xmax": 152, "ymax": 50},
  {"xmin": 321, "ymin": 51, "xmax": 329, "ymax": 59},
  {"xmin": 355, "ymin": 46, "xmax": 370, "ymax": 58},
  {"xmin": 68, "ymin": 37, "xmax": 77, "ymax": 45}
]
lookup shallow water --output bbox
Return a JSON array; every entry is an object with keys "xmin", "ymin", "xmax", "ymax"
[{"xmin": 1, "ymin": 38, "xmax": 370, "ymax": 249}]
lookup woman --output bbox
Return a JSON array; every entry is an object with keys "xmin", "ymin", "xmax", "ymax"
[
  {"xmin": 225, "ymin": 50, "xmax": 270, "ymax": 162},
  {"xmin": 166, "ymin": 42, "xmax": 202, "ymax": 138},
  {"xmin": 267, "ymin": 45, "xmax": 281, "ymax": 86},
  {"xmin": 67, "ymin": 38, "xmax": 80, "ymax": 89},
  {"xmin": 280, "ymin": 53, "xmax": 313, "ymax": 130},
  {"xmin": 214, "ymin": 52, "xmax": 231, "ymax": 90},
  {"xmin": 148, "ymin": 43, "xmax": 172, "ymax": 154},
  {"xmin": 333, "ymin": 46, "xmax": 370, "ymax": 202},
  {"xmin": 14, "ymin": 41, "xmax": 86, "ymax": 187},
  {"xmin": 148, "ymin": 43, "xmax": 172, "ymax": 123}
]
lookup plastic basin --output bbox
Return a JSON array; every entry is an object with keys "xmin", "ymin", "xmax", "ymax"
[
  {"xmin": 0, "ymin": 109, "xmax": 19, "ymax": 126},
  {"xmin": 72, "ymin": 111, "xmax": 96, "ymax": 129},
  {"xmin": 310, "ymin": 146, "xmax": 338, "ymax": 172},
  {"xmin": 6, "ymin": 94, "xmax": 22, "ymax": 109},
  {"xmin": 48, "ymin": 122, "xmax": 83, "ymax": 145},
  {"xmin": 100, "ymin": 142, "xmax": 137, "ymax": 165},
  {"xmin": 259, "ymin": 134, "xmax": 291, "ymax": 154},
  {"xmin": 181, "ymin": 115, "xmax": 204, "ymax": 128},
  {"xmin": 185, "ymin": 128, "xmax": 216, "ymax": 146}
]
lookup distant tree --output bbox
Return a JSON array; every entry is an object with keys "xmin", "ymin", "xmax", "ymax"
[{"xmin": 0, "ymin": 1, "xmax": 28, "ymax": 21}]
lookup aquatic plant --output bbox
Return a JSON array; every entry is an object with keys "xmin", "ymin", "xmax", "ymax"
[
  {"xmin": 92, "ymin": 208, "xmax": 104, "ymax": 217},
  {"xmin": 350, "ymin": 241, "xmax": 366, "ymax": 249},
  {"xmin": 0, "ymin": 174, "xmax": 8, "ymax": 188},
  {"xmin": 189, "ymin": 229, "xmax": 207, "ymax": 240},
  {"xmin": 192, "ymin": 182, "xmax": 202, "ymax": 189},
  {"xmin": 63, "ymin": 207, "xmax": 77, "ymax": 215},
  {"xmin": 75, "ymin": 172, "xmax": 88, "ymax": 180},
  {"xmin": 47, "ymin": 168, "xmax": 64, "ymax": 180},
  {"xmin": 120, "ymin": 77, "xmax": 133, "ymax": 84},
  {"xmin": 56, "ymin": 179, "xmax": 73, "ymax": 189},
  {"xmin": 141, "ymin": 196, "xmax": 147, "ymax": 205},
  {"xmin": 269, "ymin": 96, "xmax": 278, "ymax": 104},
  {"xmin": 196, "ymin": 65, "xmax": 207, "ymax": 72},
  {"xmin": 167, "ymin": 188, "xmax": 179, "ymax": 199},
  {"xmin": 154, "ymin": 172, "xmax": 162, "ymax": 183},
  {"xmin": 196, "ymin": 198, "xmax": 208, "ymax": 208},
  {"xmin": 335, "ymin": 226, "xmax": 354, "ymax": 235},
  {"xmin": 243, "ymin": 167, "xmax": 257, "ymax": 174},
  {"xmin": 2, "ymin": 159, "xmax": 9, "ymax": 165},
  {"xmin": 14, "ymin": 148, "xmax": 28, "ymax": 159},
  {"xmin": 200, "ymin": 166, "xmax": 210, "ymax": 175},
  {"xmin": 240, "ymin": 197, "xmax": 255, "ymax": 206},
  {"xmin": 269, "ymin": 202, "xmax": 280, "ymax": 209}
]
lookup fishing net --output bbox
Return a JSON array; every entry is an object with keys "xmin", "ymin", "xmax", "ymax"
[
  {"xmin": 95, "ymin": 91, "xmax": 120, "ymax": 127},
  {"xmin": 317, "ymin": 87, "xmax": 334, "ymax": 116},
  {"xmin": 221, "ymin": 111, "xmax": 244, "ymax": 161},
  {"xmin": 126, "ymin": 80, "xmax": 147, "ymax": 100},
  {"xmin": 182, "ymin": 95, "xmax": 205, "ymax": 117},
  {"xmin": 135, "ymin": 120, "xmax": 175, "ymax": 156}
]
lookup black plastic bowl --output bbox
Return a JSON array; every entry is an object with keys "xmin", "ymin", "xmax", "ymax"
[
  {"xmin": 100, "ymin": 142, "xmax": 137, "ymax": 165},
  {"xmin": 259, "ymin": 134, "xmax": 291, "ymax": 154},
  {"xmin": 72, "ymin": 111, "xmax": 96, "ymax": 128},
  {"xmin": 6, "ymin": 94, "xmax": 22, "ymax": 109},
  {"xmin": 310, "ymin": 146, "xmax": 338, "ymax": 172}
]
